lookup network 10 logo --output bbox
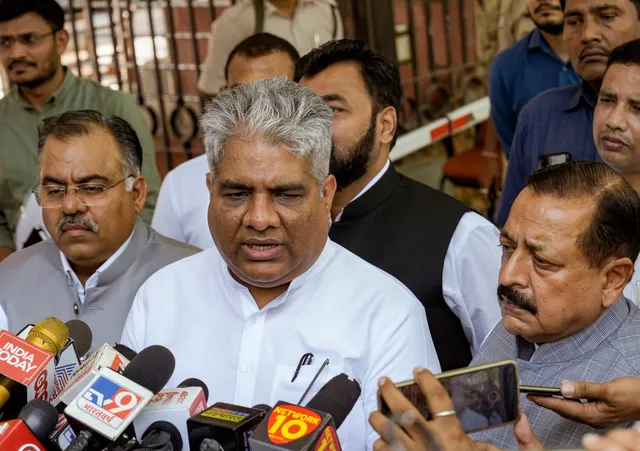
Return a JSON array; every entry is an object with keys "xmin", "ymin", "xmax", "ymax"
[{"xmin": 77, "ymin": 376, "xmax": 142, "ymax": 429}]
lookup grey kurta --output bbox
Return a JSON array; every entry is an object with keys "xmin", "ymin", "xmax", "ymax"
[
  {"xmin": 0, "ymin": 218, "xmax": 199, "ymax": 347},
  {"xmin": 470, "ymin": 298, "xmax": 640, "ymax": 449}
]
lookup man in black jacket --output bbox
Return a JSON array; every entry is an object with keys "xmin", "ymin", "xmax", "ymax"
[{"xmin": 296, "ymin": 40, "xmax": 502, "ymax": 370}]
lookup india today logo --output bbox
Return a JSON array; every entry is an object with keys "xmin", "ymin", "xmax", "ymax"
[
  {"xmin": 76, "ymin": 376, "xmax": 142, "ymax": 429},
  {"xmin": 267, "ymin": 404, "xmax": 322, "ymax": 445},
  {"xmin": 0, "ymin": 331, "xmax": 52, "ymax": 385}
]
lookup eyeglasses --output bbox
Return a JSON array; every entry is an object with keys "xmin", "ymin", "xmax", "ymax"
[
  {"xmin": 33, "ymin": 176, "xmax": 134, "ymax": 208},
  {"xmin": 0, "ymin": 29, "xmax": 60, "ymax": 50}
]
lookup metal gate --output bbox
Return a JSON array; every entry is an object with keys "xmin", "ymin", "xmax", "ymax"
[{"xmin": 1, "ymin": 0, "xmax": 486, "ymax": 175}]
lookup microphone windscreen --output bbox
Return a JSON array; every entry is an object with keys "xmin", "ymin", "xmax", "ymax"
[
  {"xmin": 114, "ymin": 343, "xmax": 138, "ymax": 361},
  {"xmin": 306, "ymin": 374, "xmax": 361, "ymax": 429},
  {"xmin": 178, "ymin": 378, "xmax": 209, "ymax": 400},
  {"xmin": 65, "ymin": 319, "xmax": 93, "ymax": 356},
  {"xmin": 18, "ymin": 399, "xmax": 59, "ymax": 442},
  {"xmin": 142, "ymin": 420, "xmax": 183, "ymax": 450},
  {"xmin": 252, "ymin": 404, "xmax": 272, "ymax": 412},
  {"xmin": 122, "ymin": 345, "xmax": 175, "ymax": 394}
]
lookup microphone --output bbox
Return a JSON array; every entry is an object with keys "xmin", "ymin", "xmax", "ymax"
[
  {"xmin": 133, "ymin": 378, "xmax": 209, "ymax": 451},
  {"xmin": 248, "ymin": 374, "xmax": 361, "ymax": 451},
  {"xmin": 187, "ymin": 403, "xmax": 270, "ymax": 451},
  {"xmin": 57, "ymin": 343, "xmax": 132, "ymax": 409},
  {"xmin": 66, "ymin": 320, "xmax": 93, "ymax": 358},
  {"xmin": 64, "ymin": 345, "xmax": 175, "ymax": 450},
  {"xmin": 0, "ymin": 317, "xmax": 69, "ymax": 417},
  {"xmin": 50, "ymin": 320, "xmax": 94, "ymax": 405},
  {"xmin": 137, "ymin": 421, "xmax": 182, "ymax": 450},
  {"xmin": 0, "ymin": 399, "xmax": 59, "ymax": 450},
  {"xmin": 113, "ymin": 344, "xmax": 138, "ymax": 362}
]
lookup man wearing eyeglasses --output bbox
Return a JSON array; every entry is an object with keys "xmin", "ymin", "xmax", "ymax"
[
  {"xmin": 0, "ymin": 0, "xmax": 162, "ymax": 262},
  {"xmin": 0, "ymin": 110, "xmax": 198, "ymax": 347}
]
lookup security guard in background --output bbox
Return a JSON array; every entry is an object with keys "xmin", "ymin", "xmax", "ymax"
[{"xmin": 197, "ymin": 0, "xmax": 343, "ymax": 96}]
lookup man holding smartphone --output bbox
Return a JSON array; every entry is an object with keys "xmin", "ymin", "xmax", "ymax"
[{"xmin": 370, "ymin": 368, "xmax": 640, "ymax": 451}]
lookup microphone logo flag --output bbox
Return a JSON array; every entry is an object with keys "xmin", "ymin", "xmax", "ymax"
[
  {"xmin": 54, "ymin": 363, "xmax": 76, "ymax": 392},
  {"xmin": 267, "ymin": 404, "xmax": 322, "ymax": 445},
  {"xmin": 75, "ymin": 375, "xmax": 143, "ymax": 429},
  {"xmin": 313, "ymin": 425, "xmax": 340, "ymax": 451}
]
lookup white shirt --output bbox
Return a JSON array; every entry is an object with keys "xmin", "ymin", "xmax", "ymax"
[
  {"xmin": 152, "ymin": 157, "xmax": 502, "ymax": 354},
  {"xmin": 152, "ymin": 155, "xmax": 213, "ymax": 250},
  {"xmin": 60, "ymin": 231, "xmax": 134, "ymax": 304},
  {"xmin": 121, "ymin": 240, "xmax": 440, "ymax": 451},
  {"xmin": 337, "ymin": 162, "xmax": 502, "ymax": 355}
]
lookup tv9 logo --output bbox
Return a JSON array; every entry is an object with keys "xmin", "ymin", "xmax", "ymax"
[{"xmin": 77, "ymin": 376, "xmax": 142, "ymax": 428}]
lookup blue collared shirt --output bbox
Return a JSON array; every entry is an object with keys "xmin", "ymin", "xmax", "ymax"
[
  {"xmin": 489, "ymin": 29, "xmax": 579, "ymax": 157},
  {"xmin": 496, "ymin": 81, "xmax": 601, "ymax": 226}
]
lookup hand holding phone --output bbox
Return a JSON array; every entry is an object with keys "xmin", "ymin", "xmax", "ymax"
[{"xmin": 379, "ymin": 361, "xmax": 520, "ymax": 433}]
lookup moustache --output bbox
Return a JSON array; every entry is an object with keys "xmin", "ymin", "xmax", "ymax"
[
  {"xmin": 579, "ymin": 45, "xmax": 610, "ymax": 61},
  {"xmin": 56, "ymin": 214, "xmax": 99, "ymax": 236},
  {"xmin": 8, "ymin": 59, "xmax": 36, "ymax": 71},
  {"xmin": 534, "ymin": 3, "xmax": 562, "ymax": 14},
  {"xmin": 497, "ymin": 284, "xmax": 537, "ymax": 315},
  {"xmin": 599, "ymin": 129, "xmax": 632, "ymax": 148}
]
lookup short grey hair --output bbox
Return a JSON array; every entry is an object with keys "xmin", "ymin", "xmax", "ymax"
[
  {"xmin": 201, "ymin": 77, "xmax": 333, "ymax": 184},
  {"xmin": 37, "ymin": 110, "xmax": 143, "ymax": 191}
]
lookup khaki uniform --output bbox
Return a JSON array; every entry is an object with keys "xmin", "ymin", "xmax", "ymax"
[
  {"xmin": 197, "ymin": 0, "xmax": 343, "ymax": 95},
  {"xmin": 476, "ymin": 0, "xmax": 534, "ymax": 66}
]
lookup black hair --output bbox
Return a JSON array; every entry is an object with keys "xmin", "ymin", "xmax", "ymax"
[
  {"xmin": 295, "ymin": 39, "xmax": 402, "ymax": 148},
  {"xmin": 38, "ymin": 110, "xmax": 143, "ymax": 174},
  {"xmin": 525, "ymin": 161, "xmax": 640, "ymax": 268},
  {"xmin": 0, "ymin": 0, "xmax": 65, "ymax": 31},
  {"xmin": 606, "ymin": 39, "xmax": 640, "ymax": 73},
  {"xmin": 224, "ymin": 33, "xmax": 300, "ymax": 82}
]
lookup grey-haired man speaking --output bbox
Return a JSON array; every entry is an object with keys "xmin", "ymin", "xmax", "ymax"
[{"xmin": 122, "ymin": 77, "xmax": 440, "ymax": 450}]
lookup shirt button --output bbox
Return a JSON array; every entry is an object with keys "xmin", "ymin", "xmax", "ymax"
[{"xmin": 242, "ymin": 365, "xmax": 251, "ymax": 373}]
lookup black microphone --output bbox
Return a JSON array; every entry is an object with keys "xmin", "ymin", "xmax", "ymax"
[
  {"xmin": 187, "ymin": 403, "xmax": 271, "ymax": 451},
  {"xmin": 248, "ymin": 374, "xmax": 361, "ymax": 451},
  {"xmin": 133, "ymin": 378, "xmax": 210, "ymax": 450},
  {"xmin": 179, "ymin": 378, "xmax": 209, "ymax": 401},
  {"xmin": 136, "ymin": 420, "xmax": 182, "ymax": 450},
  {"xmin": 65, "ymin": 320, "xmax": 93, "ymax": 358},
  {"xmin": 0, "ymin": 399, "xmax": 59, "ymax": 449},
  {"xmin": 64, "ymin": 345, "xmax": 175, "ymax": 451},
  {"xmin": 113, "ymin": 344, "xmax": 138, "ymax": 362}
]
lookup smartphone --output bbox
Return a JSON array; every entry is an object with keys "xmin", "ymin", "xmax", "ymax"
[
  {"xmin": 379, "ymin": 361, "xmax": 520, "ymax": 433},
  {"xmin": 519, "ymin": 385, "xmax": 562, "ymax": 396},
  {"xmin": 538, "ymin": 152, "xmax": 572, "ymax": 169}
]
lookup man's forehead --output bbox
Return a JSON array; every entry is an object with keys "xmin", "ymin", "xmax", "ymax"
[
  {"xmin": 0, "ymin": 12, "xmax": 50, "ymax": 33},
  {"xmin": 301, "ymin": 62, "xmax": 368, "ymax": 96},
  {"xmin": 228, "ymin": 52, "xmax": 294, "ymax": 82},
  {"xmin": 602, "ymin": 64, "xmax": 640, "ymax": 95},
  {"xmin": 214, "ymin": 136, "xmax": 313, "ymax": 183},
  {"xmin": 565, "ymin": 0, "xmax": 627, "ymax": 12},
  {"xmin": 40, "ymin": 132, "xmax": 120, "ymax": 172},
  {"xmin": 506, "ymin": 191, "xmax": 595, "ymax": 243}
]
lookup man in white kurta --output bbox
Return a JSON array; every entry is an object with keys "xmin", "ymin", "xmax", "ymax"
[{"xmin": 121, "ymin": 78, "xmax": 440, "ymax": 450}]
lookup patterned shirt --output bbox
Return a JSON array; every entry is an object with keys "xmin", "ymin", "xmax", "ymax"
[{"xmin": 470, "ymin": 298, "xmax": 640, "ymax": 449}]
